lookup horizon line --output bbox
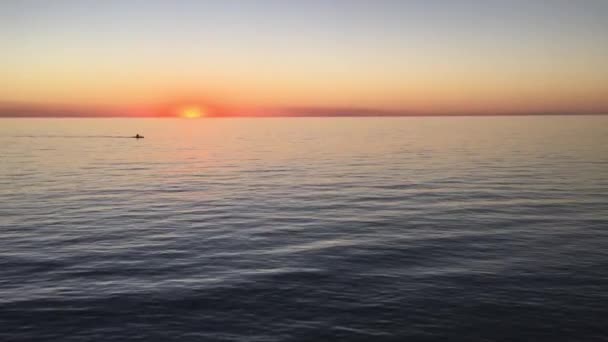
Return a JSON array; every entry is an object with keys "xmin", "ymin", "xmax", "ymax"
[{"xmin": 1, "ymin": 112, "xmax": 607, "ymax": 118}]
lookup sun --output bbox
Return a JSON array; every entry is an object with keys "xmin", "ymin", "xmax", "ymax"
[{"xmin": 179, "ymin": 106, "xmax": 205, "ymax": 119}]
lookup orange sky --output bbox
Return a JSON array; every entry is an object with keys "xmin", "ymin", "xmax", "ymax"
[{"xmin": 1, "ymin": 1, "xmax": 607, "ymax": 117}]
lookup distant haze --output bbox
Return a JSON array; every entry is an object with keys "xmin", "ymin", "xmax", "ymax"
[{"xmin": 2, "ymin": 0, "xmax": 607, "ymax": 117}]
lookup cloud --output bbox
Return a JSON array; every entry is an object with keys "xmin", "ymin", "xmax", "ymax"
[
  {"xmin": 0, "ymin": 101, "xmax": 125, "ymax": 117},
  {"xmin": 0, "ymin": 101, "xmax": 605, "ymax": 118},
  {"xmin": 254, "ymin": 106, "xmax": 410, "ymax": 117}
]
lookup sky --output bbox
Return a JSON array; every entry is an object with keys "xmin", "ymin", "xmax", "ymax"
[{"xmin": 1, "ymin": 0, "xmax": 607, "ymax": 117}]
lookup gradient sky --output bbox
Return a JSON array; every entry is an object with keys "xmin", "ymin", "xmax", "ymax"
[{"xmin": 1, "ymin": 0, "xmax": 607, "ymax": 116}]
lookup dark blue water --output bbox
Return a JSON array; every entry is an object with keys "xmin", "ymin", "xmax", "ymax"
[{"xmin": 1, "ymin": 117, "xmax": 607, "ymax": 341}]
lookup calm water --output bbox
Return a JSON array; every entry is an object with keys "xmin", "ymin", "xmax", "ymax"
[{"xmin": 1, "ymin": 117, "xmax": 607, "ymax": 341}]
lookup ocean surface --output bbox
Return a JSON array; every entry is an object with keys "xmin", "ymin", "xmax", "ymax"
[{"xmin": 1, "ymin": 116, "xmax": 607, "ymax": 341}]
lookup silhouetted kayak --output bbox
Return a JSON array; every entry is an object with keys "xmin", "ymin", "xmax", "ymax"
[{"xmin": 133, "ymin": 134, "xmax": 144, "ymax": 139}]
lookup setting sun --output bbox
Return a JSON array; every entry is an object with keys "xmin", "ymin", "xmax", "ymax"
[{"xmin": 179, "ymin": 106, "xmax": 205, "ymax": 119}]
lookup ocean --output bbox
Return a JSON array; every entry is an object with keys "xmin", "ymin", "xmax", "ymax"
[{"xmin": 1, "ymin": 116, "xmax": 607, "ymax": 341}]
